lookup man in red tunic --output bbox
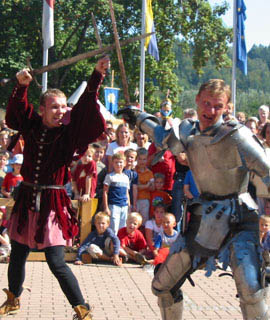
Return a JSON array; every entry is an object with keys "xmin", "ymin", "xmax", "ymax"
[{"xmin": 0, "ymin": 57, "xmax": 110, "ymax": 320}]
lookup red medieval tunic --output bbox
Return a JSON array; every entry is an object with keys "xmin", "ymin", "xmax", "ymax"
[{"xmin": 6, "ymin": 69, "xmax": 106, "ymax": 249}]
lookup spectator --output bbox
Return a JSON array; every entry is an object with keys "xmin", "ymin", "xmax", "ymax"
[
  {"xmin": 106, "ymin": 123, "xmax": 137, "ymax": 172},
  {"xmin": 250, "ymin": 122, "xmax": 270, "ymax": 214},
  {"xmin": 72, "ymin": 146, "xmax": 97, "ymax": 202},
  {"xmin": 103, "ymin": 152, "xmax": 130, "ymax": 234},
  {"xmin": 160, "ymin": 98, "xmax": 173, "ymax": 128},
  {"xmin": 74, "ymin": 212, "xmax": 121, "ymax": 266},
  {"xmin": 236, "ymin": 111, "xmax": 246, "ymax": 124},
  {"xmin": 151, "ymin": 213, "xmax": 178, "ymax": 265},
  {"xmin": 145, "ymin": 202, "xmax": 165, "ymax": 256},
  {"xmin": 258, "ymin": 105, "xmax": 270, "ymax": 133},
  {"xmin": 123, "ymin": 149, "xmax": 138, "ymax": 211},
  {"xmin": 1, "ymin": 154, "xmax": 23, "ymax": 198},
  {"xmin": 92, "ymin": 143, "xmax": 107, "ymax": 212},
  {"xmin": 149, "ymin": 173, "xmax": 172, "ymax": 219},
  {"xmin": 259, "ymin": 215, "xmax": 270, "ymax": 250},
  {"xmin": 245, "ymin": 117, "xmax": 259, "ymax": 136},
  {"xmin": 118, "ymin": 212, "xmax": 148, "ymax": 265},
  {"xmin": 0, "ymin": 207, "xmax": 10, "ymax": 262},
  {"xmin": 171, "ymin": 153, "xmax": 189, "ymax": 232},
  {"xmin": 136, "ymin": 148, "xmax": 154, "ymax": 226},
  {"xmin": 183, "ymin": 108, "xmax": 197, "ymax": 120},
  {"xmin": 147, "ymin": 143, "xmax": 175, "ymax": 193},
  {"xmin": 183, "ymin": 170, "xmax": 200, "ymax": 200},
  {"xmin": 223, "ymin": 102, "xmax": 235, "ymax": 121},
  {"xmin": 133, "ymin": 128, "xmax": 151, "ymax": 150},
  {"xmin": 0, "ymin": 131, "xmax": 11, "ymax": 155},
  {"xmin": 0, "ymin": 152, "xmax": 9, "ymax": 191},
  {"xmin": 265, "ymin": 200, "xmax": 270, "ymax": 216}
]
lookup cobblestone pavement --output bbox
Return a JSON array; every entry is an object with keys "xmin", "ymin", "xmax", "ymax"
[{"xmin": 0, "ymin": 261, "xmax": 242, "ymax": 320}]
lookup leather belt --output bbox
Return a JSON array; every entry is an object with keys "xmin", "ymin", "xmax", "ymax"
[{"xmin": 22, "ymin": 181, "xmax": 65, "ymax": 212}]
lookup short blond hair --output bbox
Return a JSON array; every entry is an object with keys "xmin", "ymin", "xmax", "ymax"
[
  {"xmin": 127, "ymin": 212, "xmax": 143, "ymax": 227},
  {"xmin": 260, "ymin": 215, "xmax": 270, "ymax": 223},
  {"xmin": 163, "ymin": 212, "xmax": 176, "ymax": 223},
  {"xmin": 0, "ymin": 151, "xmax": 9, "ymax": 160},
  {"xmin": 40, "ymin": 88, "xmax": 66, "ymax": 107},
  {"xmin": 112, "ymin": 152, "xmax": 125, "ymax": 161},
  {"xmin": 94, "ymin": 211, "xmax": 110, "ymax": 224},
  {"xmin": 198, "ymin": 79, "xmax": 231, "ymax": 102}
]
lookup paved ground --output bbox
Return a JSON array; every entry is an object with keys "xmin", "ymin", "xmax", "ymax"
[{"xmin": 0, "ymin": 261, "xmax": 242, "ymax": 320}]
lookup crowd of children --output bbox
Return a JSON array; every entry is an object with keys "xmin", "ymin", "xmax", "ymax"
[{"xmin": 1, "ymin": 104, "xmax": 270, "ymax": 266}]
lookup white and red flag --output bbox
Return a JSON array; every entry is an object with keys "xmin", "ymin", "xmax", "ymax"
[{"xmin": 42, "ymin": 0, "xmax": 55, "ymax": 50}]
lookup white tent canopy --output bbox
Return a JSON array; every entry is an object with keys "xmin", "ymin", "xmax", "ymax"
[{"xmin": 67, "ymin": 81, "xmax": 115, "ymax": 121}]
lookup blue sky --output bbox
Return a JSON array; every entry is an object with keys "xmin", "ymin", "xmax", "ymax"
[{"xmin": 209, "ymin": 0, "xmax": 270, "ymax": 51}]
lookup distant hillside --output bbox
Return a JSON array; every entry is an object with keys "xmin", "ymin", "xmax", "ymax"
[{"xmin": 174, "ymin": 42, "xmax": 270, "ymax": 117}]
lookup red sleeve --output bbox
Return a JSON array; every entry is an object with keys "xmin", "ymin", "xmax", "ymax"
[
  {"xmin": 2, "ymin": 173, "xmax": 10, "ymax": 190},
  {"xmin": 148, "ymin": 142, "xmax": 156, "ymax": 157},
  {"xmin": 135, "ymin": 230, "xmax": 147, "ymax": 250},
  {"xmin": 117, "ymin": 228, "xmax": 128, "ymax": 246},
  {"xmin": 84, "ymin": 161, "xmax": 96, "ymax": 176}
]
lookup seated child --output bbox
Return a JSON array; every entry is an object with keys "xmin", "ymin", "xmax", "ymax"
[
  {"xmin": 74, "ymin": 212, "xmax": 121, "ymax": 266},
  {"xmin": 1, "ymin": 153, "xmax": 23, "ymax": 198},
  {"xmin": 260, "ymin": 215, "xmax": 270, "ymax": 250},
  {"xmin": 145, "ymin": 202, "xmax": 165, "ymax": 256},
  {"xmin": 264, "ymin": 200, "xmax": 270, "ymax": 216},
  {"xmin": 151, "ymin": 213, "xmax": 178, "ymax": 265},
  {"xmin": 72, "ymin": 145, "xmax": 97, "ymax": 202},
  {"xmin": 118, "ymin": 212, "xmax": 148, "ymax": 265},
  {"xmin": 0, "ymin": 207, "xmax": 10, "ymax": 262},
  {"xmin": 149, "ymin": 173, "xmax": 172, "ymax": 218}
]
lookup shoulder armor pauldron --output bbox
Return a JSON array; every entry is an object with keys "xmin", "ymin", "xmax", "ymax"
[
  {"xmin": 179, "ymin": 119, "xmax": 198, "ymax": 147},
  {"xmin": 210, "ymin": 121, "xmax": 243, "ymax": 145}
]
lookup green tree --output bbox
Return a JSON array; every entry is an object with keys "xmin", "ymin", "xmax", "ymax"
[{"xmin": 0, "ymin": 0, "xmax": 232, "ymax": 113}]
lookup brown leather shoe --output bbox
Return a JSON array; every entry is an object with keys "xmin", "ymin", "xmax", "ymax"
[
  {"xmin": 0, "ymin": 288, "xmax": 20, "ymax": 316},
  {"xmin": 73, "ymin": 304, "xmax": 93, "ymax": 319}
]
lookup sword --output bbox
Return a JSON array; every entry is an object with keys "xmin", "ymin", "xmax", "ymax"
[{"xmin": 0, "ymin": 32, "xmax": 153, "ymax": 87}]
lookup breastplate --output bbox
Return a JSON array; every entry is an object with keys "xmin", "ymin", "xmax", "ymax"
[{"xmin": 186, "ymin": 133, "xmax": 249, "ymax": 196}]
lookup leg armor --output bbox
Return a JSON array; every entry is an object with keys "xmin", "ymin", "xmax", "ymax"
[
  {"xmin": 230, "ymin": 233, "xmax": 270, "ymax": 320},
  {"xmin": 152, "ymin": 249, "xmax": 191, "ymax": 320}
]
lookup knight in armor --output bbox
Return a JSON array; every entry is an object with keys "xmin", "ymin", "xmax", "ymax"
[{"xmin": 118, "ymin": 79, "xmax": 270, "ymax": 320}]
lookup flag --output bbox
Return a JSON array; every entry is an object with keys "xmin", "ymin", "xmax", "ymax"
[
  {"xmin": 145, "ymin": 0, "xmax": 159, "ymax": 61},
  {"xmin": 104, "ymin": 87, "xmax": 120, "ymax": 115},
  {"xmin": 42, "ymin": 0, "xmax": 55, "ymax": 50},
  {"xmin": 236, "ymin": 0, "xmax": 247, "ymax": 75}
]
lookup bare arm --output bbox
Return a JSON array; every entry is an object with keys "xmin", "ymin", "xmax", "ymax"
[
  {"xmin": 103, "ymin": 184, "xmax": 110, "ymax": 215},
  {"xmin": 183, "ymin": 184, "xmax": 193, "ymax": 200},
  {"xmin": 145, "ymin": 228, "xmax": 155, "ymax": 251},
  {"xmin": 80, "ymin": 175, "xmax": 92, "ymax": 202}
]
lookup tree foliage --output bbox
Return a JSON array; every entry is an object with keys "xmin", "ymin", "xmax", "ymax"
[{"xmin": 0, "ymin": 0, "xmax": 232, "ymax": 112}]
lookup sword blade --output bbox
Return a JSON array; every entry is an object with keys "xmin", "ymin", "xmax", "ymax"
[
  {"xmin": 33, "ymin": 32, "xmax": 153, "ymax": 75},
  {"xmin": 0, "ymin": 32, "xmax": 153, "ymax": 87}
]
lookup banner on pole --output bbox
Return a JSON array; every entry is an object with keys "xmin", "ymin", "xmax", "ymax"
[
  {"xmin": 145, "ymin": 0, "xmax": 159, "ymax": 61},
  {"xmin": 236, "ymin": 0, "xmax": 247, "ymax": 75},
  {"xmin": 104, "ymin": 87, "xmax": 120, "ymax": 115},
  {"xmin": 42, "ymin": 0, "xmax": 55, "ymax": 50}
]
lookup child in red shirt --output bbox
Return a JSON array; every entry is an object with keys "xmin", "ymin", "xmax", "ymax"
[
  {"xmin": 1, "ymin": 154, "xmax": 23, "ymax": 198},
  {"xmin": 72, "ymin": 146, "xmax": 97, "ymax": 202},
  {"xmin": 149, "ymin": 173, "xmax": 172, "ymax": 218},
  {"xmin": 118, "ymin": 212, "xmax": 149, "ymax": 265}
]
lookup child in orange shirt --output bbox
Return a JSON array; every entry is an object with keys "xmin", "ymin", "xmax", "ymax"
[
  {"xmin": 135, "ymin": 148, "xmax": 154, "ymax": 226},
  {"xmin": 149, "ymin": 173, "xmax": 172, "ymax": 218}
]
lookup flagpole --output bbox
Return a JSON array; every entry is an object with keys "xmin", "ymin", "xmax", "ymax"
[
  {"xmin": 232, "ymin": 0, "xmax": 237, "ymax": 115},
  {"xmin": 139, "ymin": 0, "xmax": 146, "ymax": 112},
  {"xmin": 42, "ymin": 49, "xmax": 48, "ymax": 93}
]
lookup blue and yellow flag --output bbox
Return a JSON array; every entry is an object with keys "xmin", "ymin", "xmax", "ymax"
[
  {"xmin": 236, "ymin": 0, "xmax": 247, "ymax": 75},
  {"xmin": 104, "ymin": 87, "xmax": 120, "ymax": 115},
  {"xmin": 145, "ymin": 0, "xmax": 159, "ymax": 61}
]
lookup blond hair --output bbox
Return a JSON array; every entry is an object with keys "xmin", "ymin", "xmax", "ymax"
[
  {"xmin": 127, "ymin": 212, "xmax": 143, "ymax": 227},
  {"xmin": 94, "ymin": 211, "xmax": 110, "ymax": 224},
  {"xmin": 112, "ymin": 152, "xmax": 125, "ymax": 161},
  {"xmin": 163, "ymin": 212, "xmax": 176, "ymax": 223},
  {"xmin": 40, "ymin": 88, "xmax": 66, "ymax": 107},
  {"xmin": 198, "ymin": 79, "xmax": 231, "ymax": 102}
]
